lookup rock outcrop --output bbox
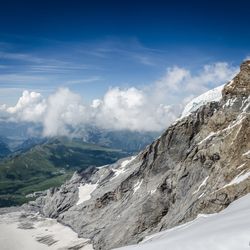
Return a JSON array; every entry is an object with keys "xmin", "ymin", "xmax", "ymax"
[{"xmin": 26, "ymin": 61, "xmax": 250, "ymax": 250}]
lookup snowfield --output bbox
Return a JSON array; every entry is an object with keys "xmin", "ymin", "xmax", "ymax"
[
  {"xmin": 76, "ymin": 183, "xmax": 98, "ymax": 205},
  {"xmin": 181, "ymin": 85, "xmax": 224, "ymax": 118},
  {"xmin": 116, "ymin": 193, "xmax": 250, "ymax": 250},
  {"xmin": 0, "ymin": 212, "xmax": 93, "ymax": 250}
]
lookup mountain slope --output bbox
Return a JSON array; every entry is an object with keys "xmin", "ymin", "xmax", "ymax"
[
  {"xmin": 0, "ymin": 138, "xmax": 127, "ymax": 207},
  {"xmin": 117, "ymin": 193, "xmax": 250, "ymax": 250},
  {"xmin": 26, "ymin": 61, "xmax": 250, "ymax": 250}
]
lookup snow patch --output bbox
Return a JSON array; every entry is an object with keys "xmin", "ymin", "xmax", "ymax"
[
  {"xmin": 243, "ymin": 150, "xmax": 250, "ymax": 156},
  {"xmin": 150, "ymin": 189, "xmax": 157, "ymax": 195},
  {"xmin": 223, "ymin": 97, "xmax": 237, "ymax": 108},
  {"xmin": 198, "ymin": 113, "xmax": 247, "ymax": 146},
  {"xmin": 193, "ymin": 176, "xmax": 209, "ymax": 194},
  {"xmin": 237, "ymin": 163, "xmax": 246, "ymax": 169},
  {"xmin": 198, "ymin": 192, "xmax": 205, "ymax": 199},
  {"xmin": 76, "ymin": 183, "xmax": 98, "ymax": 205},
  {"xmin": 197, "ymin": 132, "xmax": 216, "ymax": 145},
  {"xmin": 111, "ymin": 156, "xmax": 136, "ymax": 180},
  {"xmin": 181, "ymin": 85, "xmax": 223, "ymax": 118},
  {"xmin": 224, "ymin": 171, "xmax": 250, "ymax": 188},
  {"xmin": 133, "ymin": 180, "xmax": 143, "ymax": 194}
]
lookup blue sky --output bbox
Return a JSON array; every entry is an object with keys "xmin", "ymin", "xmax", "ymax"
[{"xmin": 0, "ymin": 0, "xmax": 250, "ymax": 105}]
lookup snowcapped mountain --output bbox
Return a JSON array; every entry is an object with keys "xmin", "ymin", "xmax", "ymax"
[{"xmin": 1, "ymin": 60, "xmax": 250, "ymax": 250}]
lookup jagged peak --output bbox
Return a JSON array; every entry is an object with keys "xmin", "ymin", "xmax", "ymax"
[{"xmin": 223, "ymin": 60, "xmax": 250, "ymax": 99}]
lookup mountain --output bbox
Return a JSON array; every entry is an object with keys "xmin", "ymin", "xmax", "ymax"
[
  {"xmin": 0, "ymin": 121, "xmax": 42, "ymax": 151},
  {"xmin": 0, "ymin": 137, "xmax": 128, "ymax": 207},
  {"xmin": 0, "ymin": 121, "xmax": 157, "ymax": 155},
  {"xmin": 0, "ymin": 139, "xmax": 11, "ymax": 158},
  {"xmin": 77, "ymin": 127, "xmax": 159, "ymax": 153},
  {"xmin": 23, "ymin": 60, "xmax": 249, "ymax": 250},
  {"xmin": 13, "ymin": 137, "xmax": 47, "ymax": 154}
]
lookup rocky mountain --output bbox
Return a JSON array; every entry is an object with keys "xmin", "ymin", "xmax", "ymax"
[{"xmin": 21, "ymin": 61, "xmax": 250, "ymax": 249}]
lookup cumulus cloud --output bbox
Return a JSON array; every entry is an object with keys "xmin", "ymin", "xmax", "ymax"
[
  {"xmin": 1, "ymin": 62, "xmax": 238, "ymax": 135},
  {"xmin": 6, "ymin": 90, "xmax": 46, "ymax": 122},
  {"xmin": 154, "ymin": 62, "xmax": 238, "ymax": 102},
  {"xmin": 43, "ymin": 88, "xmax": 90, "ymax": 136}
]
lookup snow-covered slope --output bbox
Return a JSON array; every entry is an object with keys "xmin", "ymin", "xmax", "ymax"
[
  {"xmin": 117, "ymin": 193, "xmax": 250, "ymax": 250},
  {"xmin": 181, "ymin": 85, "xmax": 224, "ymax": 118},
  {"xmin": 0, "ymin": 211, "xmax": 93, "ymax": 250}
]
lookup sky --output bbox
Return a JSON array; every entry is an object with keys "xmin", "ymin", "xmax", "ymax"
[{"xmin": 0, "ymin": 0, "xmax": 249, "ymax": 134}]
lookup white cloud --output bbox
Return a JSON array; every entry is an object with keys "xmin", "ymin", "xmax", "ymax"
[
  {"xmin": 43, "ymin": 88, "xmax": 89, "ymax": 137},
  {"xmin": 1, "ymin": 62, "xmax": 238, "ymax": 135},
  {"xmin": 154, "ymin": 62, "xmax": 238, "ymax": 100},
  {"xmin": 6, "ymin": 90, "xmax": 46, "ymax": 122}
]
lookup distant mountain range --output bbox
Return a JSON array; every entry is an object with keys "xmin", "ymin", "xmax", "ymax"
[
  {"xmin": 0, "ymin": 122, "xmax": 158, "ymax": 155},
  {"xmin": 0, "ymin": 124, "xmax": 158, "ymax": 207},
  {"xmin": 0, "ymin": 140, "xmax": 11, "ymax": 158}
]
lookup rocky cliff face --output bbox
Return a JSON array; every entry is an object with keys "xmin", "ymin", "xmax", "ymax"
[{"xmin": 26, "ymin": 61, "xmax": 250, "ymax": 250}]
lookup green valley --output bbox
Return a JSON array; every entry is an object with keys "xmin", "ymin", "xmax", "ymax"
[{"xmin": 0, "ymin": 137, "xmax": 127, "ymax": 207}]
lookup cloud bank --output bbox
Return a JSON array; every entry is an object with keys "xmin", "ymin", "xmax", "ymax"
[{"xmin": 1, "ymin": 62, "xmax": 238, "ymax": 136}]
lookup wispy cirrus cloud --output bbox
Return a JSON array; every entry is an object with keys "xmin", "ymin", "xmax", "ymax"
[
  {"xmin": 64, "ymin": 76, "xmax": 102, "ymax": 86},
  {"xmin": 0, "ymin": 74, "xmax": 46, "ymax": 84},
  {"xmin": 0, "ymin": 51, "xmax": 45, "ymax": 63}
]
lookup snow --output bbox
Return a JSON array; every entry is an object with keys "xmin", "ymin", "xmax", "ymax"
[
  {"xmin": 243, "ymin": 150, "xmax": 250, "ymax": 156},
  {"xmin": 133, "ymin": 180, "xmax": 143, "ymax": 194},
  {"xmin": 237, "ymin": 163, "xmax": 246, "ymax": 169},
  {"xmin": 223, "ymin": 97, "xmax": 237, "ymax": 108},
  {"xmin": 197, "ymin": 132, "xmax": 216, "ymax": 145},
  {"xmin": 97, "ymin": 164, "xmax": 109, "ymax": 169},
  {"xmin": 150, "ymin": 189, "xmax": 157, "ymax": 195},
  {"xmin": 193, "ymin": 176, "xmax": 209, "ymax": 194},
  {"xmin": 111, "ymin": 156, "xmax": 136, "ymax": 180},
  {"xmin": 198, "ymin": 192, "xmax": 205, "ymax": 199},
  {"xmin": 181, "ymin": 85, "xmax": 223, "ymax": 118},
  {"xmin": 76, "ymin": 183, "xmax": 98, "ymax": 205},
  {"xmin": 116, "ymin": 193, "xmax": 250, "ymax": 250},
  {"xmin": 198, "ymin": 113, "xmax": 247, "ymax": 146},
  {"xmin": 0, "ymin": 212, "xmax": 93, "ymax": 250},
  {"xmin": 223, "ymin": 170, "xmax": 250, "ymax": 188}
]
